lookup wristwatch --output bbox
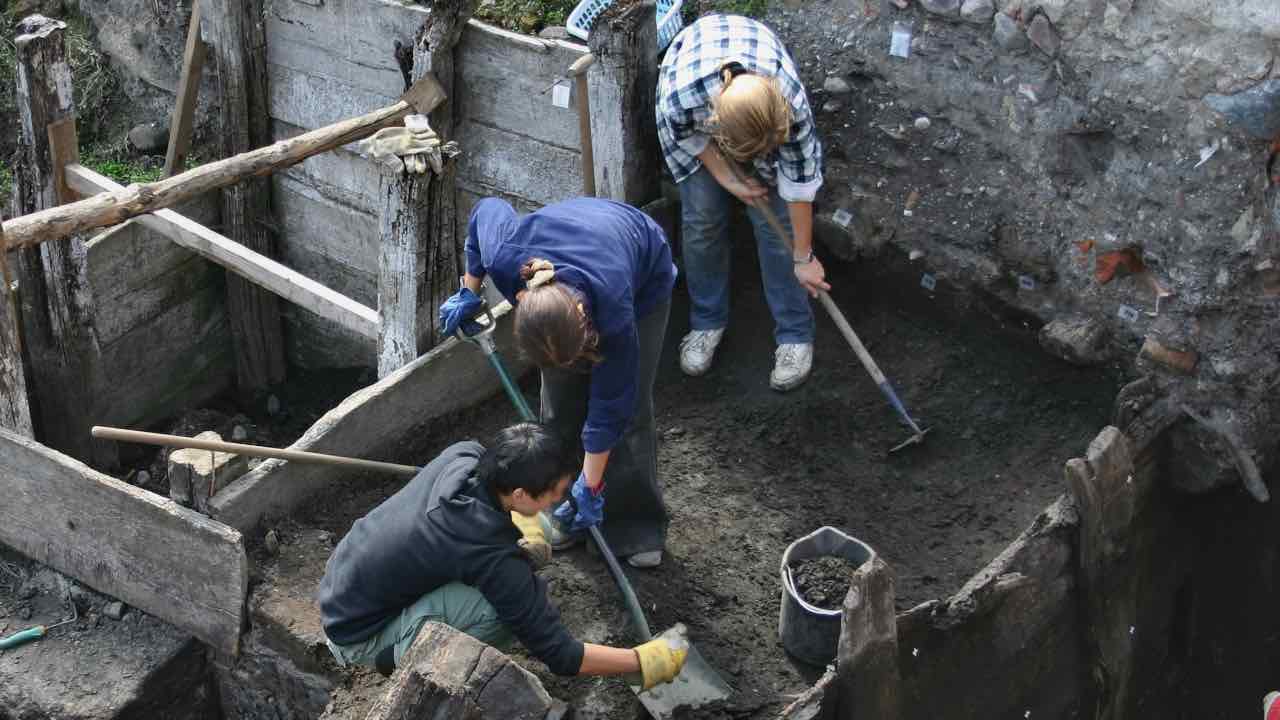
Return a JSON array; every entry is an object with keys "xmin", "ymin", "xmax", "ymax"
[{"xmin": 793, "ymin": 250, "xmax": 815, "ymax": 265}]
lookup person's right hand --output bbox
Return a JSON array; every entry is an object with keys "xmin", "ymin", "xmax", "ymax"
[
  {"xmin": 438, "ymin": 287, "xmax": 484, "ymax": 337},
  {"xmin": 726, "ymin": 174, "xmax": 769, "ymax": 206},
  {"xmin": 631, "ymin": 632, "xmax": 689, "ymax": 690}
]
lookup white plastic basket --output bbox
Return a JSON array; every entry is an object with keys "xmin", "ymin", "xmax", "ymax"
[{"xmin": 565, "ymin": 0, "xmax": 684, "ymax": 51}]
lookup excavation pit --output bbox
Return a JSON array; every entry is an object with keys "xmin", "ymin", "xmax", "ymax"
[{"xmin": 246, "ymin": 250, "xmax": 1121, "ymax": 720}]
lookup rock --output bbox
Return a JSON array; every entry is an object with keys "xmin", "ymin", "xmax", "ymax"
[
  {"xmin": 537, "ymin": 25, "xmax": 571, "ymax": 40},
  {"xmin": 1139, "ymin": 337, "xmax": 1198, "ymax": 375},
  {"xmin": 822, "ymin": 100, "xmax": 844, "ymax": 113},
  {"xmin": 960, "ymin": 0, "xmax": 994, "ymax": 24},
  {"xmin": 918, "ymin": 0, "xmax": 960, "ymax": 16},
  {"xmin": 264, "ymin": 530, "xmax": 280, "ymax": 556},
  {"xmin": 104, "ymin": 601, "xmax": 126, "ymax": 621},
  {"xmin": 823, "ymin": 76, "xmax": 852, "ymax": 95},
  {"xmin": 231, "ymin": 425, "xmax": 249, "ymax": 442},
  {"xmin": 993, "ymin": 224, "xmax": 1055, "ymax": 281},
  {"xmin": 1204, "ymin": 79, "xmax": 1280, "ymax": 141},
  {"xmin": 914, "ymin": 116, "xmax": 932, "ymax": 130},
  {"xmin": 1039, "ymin": 316, "xmax": 1112, "ymax": 366},
  {"xmin": 992, "ymin": 13, "xmax": 1028, "ymax": 51},
  {"xmin": 1026, "ymin": 13, "xmax": 1060, "ymax": 56},
  {"xmin": 126, "ymin": 122, "xmax": 170, "ymax": 153}
]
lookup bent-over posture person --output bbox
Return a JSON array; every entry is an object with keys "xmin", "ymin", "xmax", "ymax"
[
  {"xmin": 318, "ymin": 423, "xmax": 687, "ymax": 687},
  {"xmin": 440, "ymin": 197, "xmax": 677, "ymax": 568},
  {"xmin": 657, "ymin": 13, "xmax": 829, "ymax": 391}
]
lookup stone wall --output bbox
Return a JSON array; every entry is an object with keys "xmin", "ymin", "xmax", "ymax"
[{"xmin": 769, "ymin": 0, "xmax": 1280, "ymax": 497}]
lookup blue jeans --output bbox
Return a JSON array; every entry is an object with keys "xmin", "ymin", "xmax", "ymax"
[{"xmin": 678, "ymin": 166, "xmax": 815, "ymax": 345}]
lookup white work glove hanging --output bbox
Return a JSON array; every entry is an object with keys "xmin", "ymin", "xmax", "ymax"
[{"xmin": 358, "ymin": 114, "xmax": 453, "ymax": 175}]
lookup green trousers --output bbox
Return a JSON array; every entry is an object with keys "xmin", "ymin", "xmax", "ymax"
[{"xmin": 326, "ymin": 582, "xmax": 515, "ymax": 667}]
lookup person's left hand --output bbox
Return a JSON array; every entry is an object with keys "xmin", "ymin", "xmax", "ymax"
[
  {"xmin": 553, "ymin": 472, "xmax": 604, "ymax": 532},
  {"xmin": 794, "ymin": 256, "xmax": 831, "ymax": 297}
]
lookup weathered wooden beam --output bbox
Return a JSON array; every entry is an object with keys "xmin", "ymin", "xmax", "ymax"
[
  {"xmin": 164, "ymin": 0, "xmax": 208, "ymax": 178},
  {"xmin": 67, "ymin": 164, "xmax": 380, "ymax": 339},
  {"xmin": 207, "ymin": 0, "xmax": 286, "ymax": 393},
  {"xmin": 13, "ymin": 16, "xmax": 109, "ymax": 466},
  {"xmin": 1066, "ymin": 426, "xmax": 1140, "ymax": 720},
  {"xmin": 0, "ymin": 226, "xmax": 33, "ymax": 437},
  {"xmin": 376, "ymin": 1, "xmax": 475, "ymax": 378},
  {"xmin": 1, "ymin": 74, "xmax": 445, "ymax": 251},
  {"xmin": 835, "ymin": 555, "xmax": 901, "ymax": 720},
  {"xmin": 0, "ymin": 426, "xmax": 249, "ymax": 656},
  {"xmin": 587, "ymin": 0, "xmax": 659, "ymax": 204}
]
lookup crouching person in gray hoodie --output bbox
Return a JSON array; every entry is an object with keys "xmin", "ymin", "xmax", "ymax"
[{"xmin": 318, "ymin": 422, "xmax": 686, "ymax": 689}]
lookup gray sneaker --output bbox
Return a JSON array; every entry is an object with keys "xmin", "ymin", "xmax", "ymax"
[
  {"xmin": 679, "ymin": 328, "xmax": 726, "ymax": 376},
  {"xmin": 770, "ymin": 343, "xmax": 813, "ymax": 391}
]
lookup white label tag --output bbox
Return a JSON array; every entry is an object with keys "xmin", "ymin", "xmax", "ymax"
[
  {"xmin": 890, "ymin": 27, "xmax": 912, "ymax": 59},
  {"xmin": 920, "ymin": 273, "xmax": 936, "ymax": 291},
  {"xmin": 832, "ymin": 208, "xmax": 853, "ymax": 228},
  {"xmin": 1018, "ymin": 275, "xmax": 1036, "ymax": 290},
  {"xmin": 552, "ymin": 83, "xmax": 571, "ymax": 109},
  {"xmin": 1117, "ymin": 304, "xmax": 1140, "ymax": 322}
]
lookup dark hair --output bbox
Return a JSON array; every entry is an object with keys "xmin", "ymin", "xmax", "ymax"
[
  {"xmin": 475, "ymin": 423, "xmax": 577, "ymax": 498},
  {"xmin": 514, "ymin": 260, "xmax": 601, "ymax": 370}
]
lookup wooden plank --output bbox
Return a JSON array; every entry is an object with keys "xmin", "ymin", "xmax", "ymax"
[
  {"xmin": 164, "ymin": 0, "xmax": 207, "ymax": 177},
  {"xmin": 377, "ymin": 165, "xmax": 427, "ymax": 378},
  {"xmin": 587, "ymin": 1, "xmax": 659, "ymax": 203},
  {"xmin": 454, "ymin": 120, "xmax": 583, "ymax": 207},
  {"xmin": 0, "ymin": 225, "xmax": 33, "ymax": 437},
  {"xmin": 0, "ymin": 427, "xmax": 248, "ymax": 656},
  {"xmin": 47, "ymin": 118, "xmax": 81, "ymax": 205},
  {"xmin": 67, "ymin": 164, "xmax": 381, "ymax": 339},
  {"xmin": 211, "ymin": 302, "xmax": 529, "ymax": 533}
]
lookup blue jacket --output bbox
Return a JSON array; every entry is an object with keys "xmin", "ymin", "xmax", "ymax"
[
  {"xmin": 318, "ymin": 441, "xmax": 584, "ymax": 676},
  {"xmin": 465, "ymin": 198, "xmax": 677, "ymax": 453}
]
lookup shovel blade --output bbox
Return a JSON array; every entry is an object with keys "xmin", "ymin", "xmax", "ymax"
[{"xmin": 632, "ymin": 638, "xmax": 732, "ymax": 719}]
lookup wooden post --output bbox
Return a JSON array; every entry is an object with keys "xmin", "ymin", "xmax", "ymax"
[
  {"xmin": 12, "ymin": 16, "xmax": 106, "ymax": 464},
  {"xmin": 587, "ymin": 0, "xmax": 659, "ymax": 204},
  {"xmin": 1066, "ymin": 426, "xmax": 1140, "ymax": 720},
  {"xmin": 206, "ymin": 0, "xmax": 286, "ymax": 394},
  {"xmin": 0, "ymin": 226, "xmax": 33, "ymax": 437},
  {"xmin": 164, "ymin": 0, "xmax": 207, "ymax": 178},
  {"xmin": 834, "ymin": 555, "xmax": 901, "ymax": 720},
  {"xmin": 376, "ymin": 0, "xmax": 475, "ymax": 378}
]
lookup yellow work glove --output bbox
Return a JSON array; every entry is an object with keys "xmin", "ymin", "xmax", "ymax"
[
  {"xmin": 511, "ymin": 511, "xmax": 552, "ymax": 569},
  {"xmin": 630, "ymin": 625, "xmax": 690, "ymax": 691}
]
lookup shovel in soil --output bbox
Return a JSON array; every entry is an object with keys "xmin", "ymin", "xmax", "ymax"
[{"xmin": 457, "ymin": 307, "xmax": 732, "ymax": 719}]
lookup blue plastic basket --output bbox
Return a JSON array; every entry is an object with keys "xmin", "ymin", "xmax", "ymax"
[{"xmin": 565, "ymin": 0, "xmax": 684, "ymax": 51}]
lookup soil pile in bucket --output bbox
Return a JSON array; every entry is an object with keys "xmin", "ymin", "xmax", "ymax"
[{"xmin": 791, "ymin": 556, "xmax": 856, "ymax": 610}]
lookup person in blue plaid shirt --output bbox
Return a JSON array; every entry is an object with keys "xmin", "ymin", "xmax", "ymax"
[{"xmin": 657, "ymin": 14, "xmax": 828, "ymax": 391}]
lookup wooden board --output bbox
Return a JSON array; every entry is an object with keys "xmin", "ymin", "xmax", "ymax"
[
  {"xmin": 0, "ymin": 225, "xmax": 32, "ymax": 437},
  {"xmin": 66, "ymin": 164, "xmax": 381, "ymax": 340},
  {"xmin": 0, "ymin": 427, "xmax": 248, "ymax": 656},
  {"xmin": 211, "ymin": 302, "xmax": 529, "ymax": 533},
  {"xmin": 454, "ymin": 119, "xmax": 583, "ymax": 208},
  {"xmin": 164, "ymin": 0, "xmax": 207, "ymax": 177}
]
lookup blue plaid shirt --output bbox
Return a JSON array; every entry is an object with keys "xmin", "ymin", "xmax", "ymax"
[{"xmin": 656, "ymin": 14, "xmax": 823, "ymax": 202}]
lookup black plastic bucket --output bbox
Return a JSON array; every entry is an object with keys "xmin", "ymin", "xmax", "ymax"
[{"xmin": 778, "ymin": 526, "xmax": 875, "ymax": 666}]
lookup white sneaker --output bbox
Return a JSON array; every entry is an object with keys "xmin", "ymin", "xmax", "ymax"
[
  {"xmin": 679, "ymin": 328, "xmax": 725, "ymax": 376},
  {"xmin": 626, "ymin": 550, "xmax": 662, "ymax": 568},
  {"xmin": 770, "ymin": 343, "xmax": 813, "ymax": 391}
]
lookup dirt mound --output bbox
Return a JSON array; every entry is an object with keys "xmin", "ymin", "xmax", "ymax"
[{"xmin": 790, "ymin": 557, "xmax": 855, "ymax": 610}]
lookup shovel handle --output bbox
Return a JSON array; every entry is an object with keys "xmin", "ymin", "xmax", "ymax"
[
  {"xmin": 568, "ymin": 54, "xmax": 596, "ymax": 197},
  {"xmin": 91, "ymin": 426, "xmax": 421, "ymax": 477},
  {"xmin": 0, "ymin": 626, "xmax": 45, "ymax": 650}
]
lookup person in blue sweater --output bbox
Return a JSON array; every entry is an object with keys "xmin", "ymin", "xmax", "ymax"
[
  {"xmin": 441, "ymin": 197, "xmax": 677, "ymax": 568},
  {"xmin": 318, "ymin": 423, "xmax": 687, "ymax": 685}
]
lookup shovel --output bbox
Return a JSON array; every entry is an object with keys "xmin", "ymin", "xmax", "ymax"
[
  {"xmin": 456, "ymin": 306, "xmax": 732, "ymax": 719},
  {"xmin": 725, "ymin": 163, "xmax": 929, "ymax": 454}
]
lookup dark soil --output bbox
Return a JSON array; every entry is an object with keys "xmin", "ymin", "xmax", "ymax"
[
  {"xmin": 790, "ymin": 556, "xmax": 856, "ymax": 610},
  {"xmin": 305, "ymin": 242, "xmax": 1123, "ymax": 719}
]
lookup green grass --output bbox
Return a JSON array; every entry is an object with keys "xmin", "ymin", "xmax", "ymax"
[
  {"xmin": 82, "ymin": 145, "xmax": 203, "ymax": 186},
  {"xmin": 475, "ymin": 0, "xmax": 579, "ymax": 35},
  {"xmin": 0, "ymin": 165, "xmax": 11, "ymax": 206}
]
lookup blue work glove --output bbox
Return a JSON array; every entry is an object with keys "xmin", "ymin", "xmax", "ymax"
[
  {"xmin": 552, "ymin": 472, "xmax": 604, "ymax": 532},
  {"xmin": 438, "ymin": 288, "xmax": 485, "ymax": 337}
]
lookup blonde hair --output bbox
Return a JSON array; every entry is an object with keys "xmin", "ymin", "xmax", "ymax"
[{"xmin": 709, "ymin": 68, "xmax": 792, "ymax": 162}]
